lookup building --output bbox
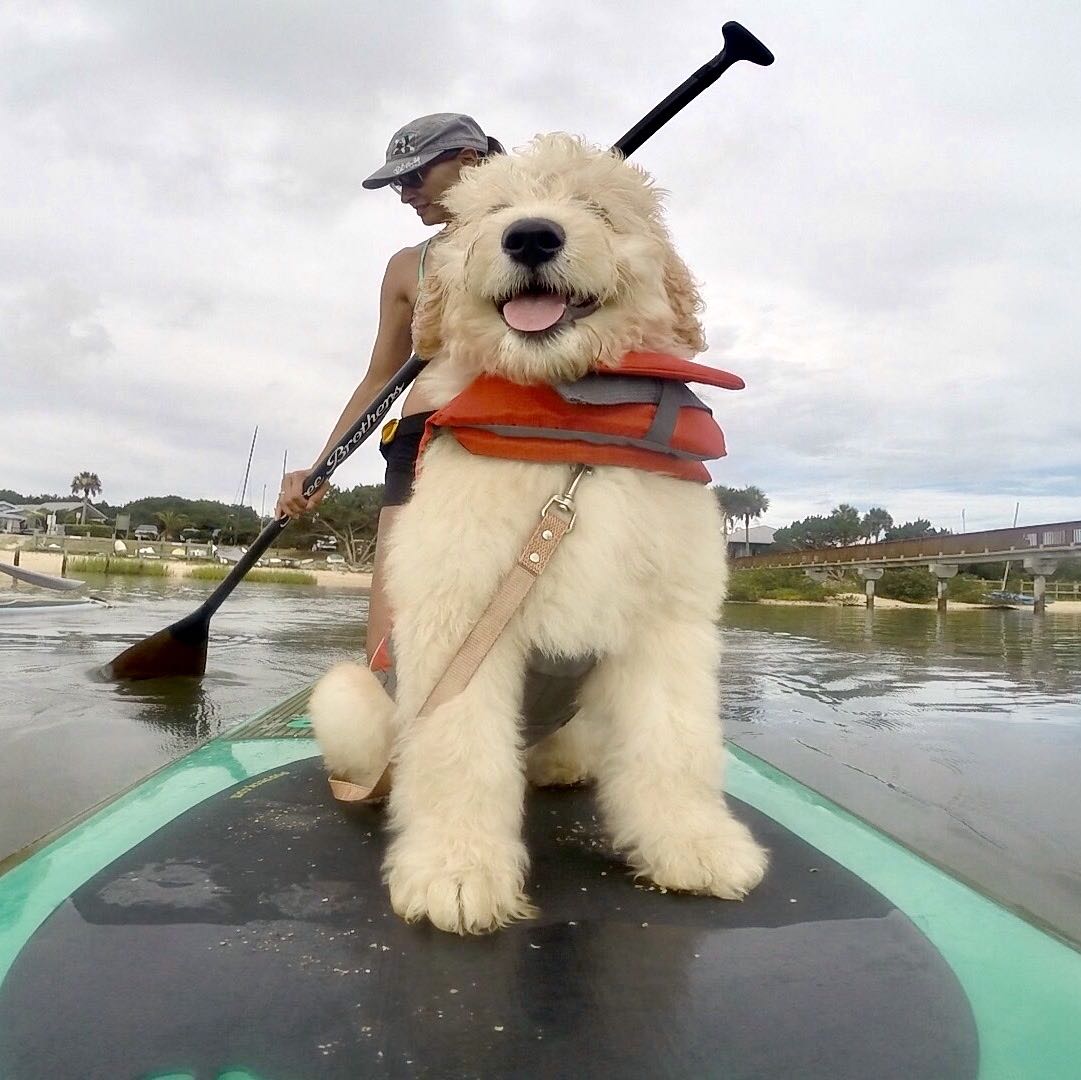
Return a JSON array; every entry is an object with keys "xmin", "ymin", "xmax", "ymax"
[
  {"xmin": 726, "ymin": 524, "xmax": 776, "ymax": 558},
  {"xmin": 18, "ymin": 501, "xmax": 108, "ymax": 526},
  {"xmin": 0, "ymin": 501, "xmax": 29, "ymax": 534}
]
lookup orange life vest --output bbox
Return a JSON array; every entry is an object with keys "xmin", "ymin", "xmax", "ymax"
[{"xmin": 419, "ymin": 351, "xmax": 744, "ymax": 484}]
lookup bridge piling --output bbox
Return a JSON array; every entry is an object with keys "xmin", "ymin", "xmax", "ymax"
[
  {"xmin": 929, "ymin": 563, "xmax": 959, "ymax": 613},
  {"xmin": 857, "ymin": 566, "xmax": 884, "ymax": 609},
  {"xmin": 1024, "ymin": 556, "xmax": 1060, "ymax": 615}
]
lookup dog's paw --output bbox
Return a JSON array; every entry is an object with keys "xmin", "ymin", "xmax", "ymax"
[
  {"xmin": 634, "ymin": 817, "xmax": 768, "ymax": 900},
  {"xmin": 385, "ymin": 847, "xmax": 536, "ymax": 935},
  {"xmin": 309, "ymin": 662, "xmax": 394, "ymax": 783},
  {"xmin": 526, "ymin": 717, "xmax": 593, "ymax": 788},
  {"xmin": 526, "ymin": 743, "xmax": 591, "ymax": 788}
]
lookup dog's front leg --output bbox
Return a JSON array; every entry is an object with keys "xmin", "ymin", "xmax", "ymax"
[
  {"xmin": 586, "ymin": 617, "xmax": 768, "ymax": 900},
  {"xmin": 383, "ymin": 637, "xmax": 535, "ymax": 935}
]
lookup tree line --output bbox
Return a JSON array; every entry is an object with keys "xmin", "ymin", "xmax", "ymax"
[
  {"xmin": 7, "ymin": 476, "xmax": 952, "ymax": 563},
  {"xmin": 3, "ymin": 478, "xmax": 383, "ymax": 561},
  {"xmin": 711, "ymin": 486, "xmax": 946, "ymax": 553},
  {"xmin": 769, "ymin": 505, "xmax": 946, "ymax": 551}
]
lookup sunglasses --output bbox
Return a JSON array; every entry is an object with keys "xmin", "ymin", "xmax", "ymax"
[{"xmin": 389, "ymin": 149, "xmax": 462, "ymax": 193}]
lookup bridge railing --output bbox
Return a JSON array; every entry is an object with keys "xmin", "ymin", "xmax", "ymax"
[{"xmin": 730, "ymin": 520, "xmax": 1081, "ymax": 570}]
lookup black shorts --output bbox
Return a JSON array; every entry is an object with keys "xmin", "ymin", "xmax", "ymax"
[{"xmin": 379, "ymin": 412, "xmax": 435, "ymax": 508}]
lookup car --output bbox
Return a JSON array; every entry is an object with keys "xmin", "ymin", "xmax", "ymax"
[{"xmin": 311, "ymin": 537, "xmax": 338, "ymax": 552}]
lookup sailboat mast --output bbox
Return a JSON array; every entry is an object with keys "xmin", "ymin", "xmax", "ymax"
[{"xmin": 239, "ymin": 425, "xmax": 258, "ymax": 509}]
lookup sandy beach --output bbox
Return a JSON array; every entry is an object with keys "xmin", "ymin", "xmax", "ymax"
[{"xmin": 0, "ymin": 549, "xmax": 374, "ymax": 591}]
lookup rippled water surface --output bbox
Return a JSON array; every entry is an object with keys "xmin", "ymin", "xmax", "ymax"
[
  {"xmin": 720, "ymin": 603, "xmax": 1081, "ymax": 942},
  {"xmin": 2, "ymin": 578, "xmax": 1079, "ymax": 943}
]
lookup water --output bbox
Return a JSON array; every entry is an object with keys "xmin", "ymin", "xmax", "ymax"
[
  {"xmin": 1, "ymin": 578, "xmax": 1079, "ymax": 944},
  {"xmin": 720, "ymin": 603, "xmax": 1081, "ymax": 943},
  {"xmin": 0, "ymin": 576, "xmax": 364, "ymax": 863}
]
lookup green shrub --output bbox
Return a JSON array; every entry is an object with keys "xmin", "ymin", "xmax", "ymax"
[
  {"xmin": 65, "ymin": 524, "xmax": 114, "ymax": 538},
  {"xmin": 877, "ymin": 567, "xmax": 936, "ymax": 603},
  {"xmin": 725, "ymin": 567, "xmax": 829, "ymax": 603},
  {"xmin": 767, "ymin": 586, "xmax": 829, "ymax": 602},
  {"xmin": 725, "ymin": 574, "xmax": 761, "ymax": 602},
  {"xmin": 187, "ymin": 566, "xmax": 317, "ymax": 585},
  {"xmin": 67, "ymin": 556, "xmax": 169, "ymax": 576},
  {"xmin": 946, "ymin": 573, "xmax": 992, "ymax": 603}
]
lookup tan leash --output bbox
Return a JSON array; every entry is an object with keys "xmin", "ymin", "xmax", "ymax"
[{"xmin": 327, "ymin": 465, "xmax": 590, "ymax": 803}]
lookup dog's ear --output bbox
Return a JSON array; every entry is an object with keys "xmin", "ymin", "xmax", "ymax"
[
  {"xmin": 411, "ymin": 247, "xmax": 449, "ymax": 359},
  {"xmin": 662, "ymin": 248, "xmax": 707, "ymax": 355}
]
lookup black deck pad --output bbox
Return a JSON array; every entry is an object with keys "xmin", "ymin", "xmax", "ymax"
[{"xmin": 0, "ymin": 758, "xmax": 978, "ymax": 1079}]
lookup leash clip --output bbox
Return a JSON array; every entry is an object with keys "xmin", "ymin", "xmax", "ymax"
[{"xmin": 541, "ymin": 465, "xmax": 591, "ymax": 532}]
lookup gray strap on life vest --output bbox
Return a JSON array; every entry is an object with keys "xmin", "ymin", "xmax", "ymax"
[
  {"xmin": 555, "ymin": 374, "xmax": 710, "ymax": 412},
  {"xmin": 644, "ymin": 379, "xmax": 684, "ymax": 447},
  {"xmin": 475, "ymin": 424, "xmax": 710, "ymax": 461}
]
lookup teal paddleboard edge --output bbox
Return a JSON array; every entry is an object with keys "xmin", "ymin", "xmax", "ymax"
[
  {"xmin": 0, "ymin": 737, "xmax": 320, "ymax": 990},
  {"xmin": 727, "ymin": 744, "xmax": 1081, "ymax": 1080}
]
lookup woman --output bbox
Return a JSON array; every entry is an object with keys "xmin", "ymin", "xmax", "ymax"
[{"xmin": 276, "ymin": 113, "xmax": 503, "ymax": 656}]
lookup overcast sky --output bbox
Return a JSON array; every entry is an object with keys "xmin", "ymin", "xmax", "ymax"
[{"xmin": 2, "ymin": 1, "xmax": 1078, "ymax": 532}]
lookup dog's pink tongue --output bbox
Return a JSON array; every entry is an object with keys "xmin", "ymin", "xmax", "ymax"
[{"xmin": 502, "ymin": 294, "xmax": 566, "ymax": 332}]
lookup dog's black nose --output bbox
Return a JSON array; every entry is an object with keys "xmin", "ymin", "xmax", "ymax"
[{"xmin": 501, "ymin": 218, "xmax": 566, "ymax": 268}]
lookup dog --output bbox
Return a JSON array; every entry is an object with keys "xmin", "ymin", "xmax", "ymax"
[{"xmin": 310, "ymin": 134, "xmax": 767, "ymax": 934}]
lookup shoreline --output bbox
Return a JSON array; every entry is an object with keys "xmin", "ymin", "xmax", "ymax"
[
  {"xmin": 1, "ymin": 550, "xmax": 374, "ymax": 591},
  {"xmin": 742, "ymin": 592, "xmax": 1081, "ymax": 612},
  {"xmin": 5, "ymin": 551, "xmax": 1078, "ymax": 611}
]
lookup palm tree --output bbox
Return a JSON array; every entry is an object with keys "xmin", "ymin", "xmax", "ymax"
[
  {"xmin": 737, "ymin": 486, "xmax": 770, "ymax": 556},
  {"xmin": 155, "ymin": 510, "xmax": 191, "ymax": 541},
  {"xmin": 70, "ymin": 471, "xmax": 102, "ymax": 525},
  {"xmin": 711, "ymin": 486, "xmax": 741, "ymax": 540},
  {"xmin": 830, "ymin": 504, "xmax": 863, "ymax": 546},
  {"xmin": 861, "ymin": 507, "xmax": 893, "ymax": 544}
]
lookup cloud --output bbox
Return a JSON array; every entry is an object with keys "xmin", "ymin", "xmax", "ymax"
[{"xmin": 1, "ymin": 0, "xmax": 1078, "ymax": 533}]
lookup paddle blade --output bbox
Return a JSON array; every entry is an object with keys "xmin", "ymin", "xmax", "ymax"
[{"xmin": 103, "ymin": 612, "xmax": 209, "ymax": 681}]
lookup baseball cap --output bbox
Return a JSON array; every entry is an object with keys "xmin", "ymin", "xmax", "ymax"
[{"xmin": 363, "ymin": 113, "xmax": 490, "ymax": 190}]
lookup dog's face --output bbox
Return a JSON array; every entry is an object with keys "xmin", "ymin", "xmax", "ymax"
[{"xmin": 413, "ymin": 135, "xmax": 705, "ymax": 386}]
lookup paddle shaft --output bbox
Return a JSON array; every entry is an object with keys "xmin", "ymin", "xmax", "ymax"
[{"xmin": 201, "ymin": 20, "xmax": 775, "ymax": 616}]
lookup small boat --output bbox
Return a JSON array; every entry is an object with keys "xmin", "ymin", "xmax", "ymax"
[
  {"xmin": 985, "ymin": 590, "xmax": 1052, "ymax": 608},
  {"xmin": 1, "ymin": 685, "xmax": 1079, "ymax": 1078},
  {"xmin": 0, "ymin": 596, "xmax": 102, "ymax": 612}
]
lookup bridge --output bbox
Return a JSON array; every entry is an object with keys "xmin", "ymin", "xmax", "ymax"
[{"xmin": 729, "ymin": 519, "xmax": 1081, "ymax": 613}]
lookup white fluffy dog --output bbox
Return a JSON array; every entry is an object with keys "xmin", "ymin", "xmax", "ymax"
[{"xmin": 310, "ymin": 135, "xmax": 767, "ymax": 934}]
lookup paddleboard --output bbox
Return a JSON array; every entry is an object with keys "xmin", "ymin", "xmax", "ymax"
[{"xmin": 1, "ymin": 685, "xmax": 1078, "ymax": 1079}]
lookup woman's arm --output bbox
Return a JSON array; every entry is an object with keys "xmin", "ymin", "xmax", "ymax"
[{"xmin": 276, "ymin": 247, "xmax": 418, "ymax": 517}]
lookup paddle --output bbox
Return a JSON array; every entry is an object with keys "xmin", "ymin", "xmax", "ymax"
[
  {"xmin": 0, "ymin": 562, "xmax": 85, "ymax": 592},
  {"xmin": 104, "ymin": 20, "xmax": 773, "ymax": 681}
]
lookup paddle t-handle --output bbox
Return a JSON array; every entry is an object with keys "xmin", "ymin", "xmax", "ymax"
[{"xmin": 612, "ymin": 22, "xmax": 774, "ymax": 157}]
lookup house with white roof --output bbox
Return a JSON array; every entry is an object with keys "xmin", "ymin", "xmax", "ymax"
[
  {"xmin": 18, "ymin": 500, "xmax": 108, "ymax": 525},
  {"xmin": 726, "ymin": 524, "xmax": 776, "ymax": 558}
]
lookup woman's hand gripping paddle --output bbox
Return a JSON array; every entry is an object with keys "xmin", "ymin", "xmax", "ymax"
[{"xmin": 103, "ymin": 20, "xmax": 773, "ymax": 681}]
